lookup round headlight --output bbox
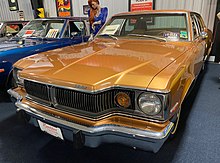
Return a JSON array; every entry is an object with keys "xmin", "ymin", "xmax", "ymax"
[
  {"xmin": 115, "ymin": 92, "xmax": 131, "ymax": 108},
  {"xmin": 138, "ymin": 93, "xmax": 162, "ymax": 116}
]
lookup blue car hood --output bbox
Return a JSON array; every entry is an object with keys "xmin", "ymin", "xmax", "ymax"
[{"xmin": 0, "ymin": 38, "xmax": 55, "ymax": 52}]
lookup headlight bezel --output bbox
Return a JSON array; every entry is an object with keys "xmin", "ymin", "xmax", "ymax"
[
  {"xmin": 13, "ymin": 67, "xmax": 24, "ymax": 86},
  {"xmin": 138, "ymin": 92, "xmax": 162, "ymax": 116},
  {"xmin": 134, "ymin": 90, "xmax": 170, "ymax": 121}
]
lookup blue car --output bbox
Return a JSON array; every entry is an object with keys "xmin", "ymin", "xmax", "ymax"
[{"xmin": 0, "ymin": 17, "xmax": 90, "ymax": 90}]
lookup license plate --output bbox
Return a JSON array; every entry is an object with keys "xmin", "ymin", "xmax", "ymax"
[{"xmin": 38, "ymin": 120, "xmax": 64, "ymax": 140}]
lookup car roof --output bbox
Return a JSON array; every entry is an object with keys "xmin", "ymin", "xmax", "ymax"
[
  {"xmin": 0, "ymin": 20, "xmax": 29, "ymax": 23},
  {"xmin": 34, "ymin": 17, "xmax": 88, "ymax": 21},
  {"xmin": 113, "ymin": 10, "xmax": 195, "ymax": 17}
]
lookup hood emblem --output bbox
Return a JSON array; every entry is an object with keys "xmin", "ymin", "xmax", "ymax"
[{"xmin": 73, "ymin": 84, "xmax": 88, "ymax": 90}]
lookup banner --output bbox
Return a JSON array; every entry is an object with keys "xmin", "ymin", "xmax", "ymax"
[
  {"xmin": 30, "ymin": 0, "xmax": 45, "ymax": 18},
  {"xmin": 129, "ymin": 0, "xmax": 154, "ymax": 12},
  {"xmin": 56, "ymin": 0, "xmax": 72, "ymax": 17}
]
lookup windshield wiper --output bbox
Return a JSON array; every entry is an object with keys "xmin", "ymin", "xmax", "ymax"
[
  {"xmin": 127, "ymin": 34, "xmax": 167, "ymax": 42},
  {"xmin": 98, "ymin": 34, "xmax": 118, "ymax": 40}
]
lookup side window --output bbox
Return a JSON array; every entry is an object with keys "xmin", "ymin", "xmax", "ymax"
[
  {"xmin": 74, "ymin": 21, "xmax": 85, "ymax": 36},
  {"xmin": 109, "ymin": 18, "xmax": 124, "ymax": 35},
  {"xmin": 191, "ymin": 15, "xmax": 199, "ymax": 38},
  {"xmin": 195, "ymin": 15, "xmax": 205, "ymax": 32},
  {"xmin": 124, "ymin": 19, "xmax": 136, "ymax": 33},
  {"xmin": 64, "ymin": 21, "xmax": 85, "ymax": 38},
  {"xmin": 6, "ymin": 24, "xmax": 21, "ymax": 35}
]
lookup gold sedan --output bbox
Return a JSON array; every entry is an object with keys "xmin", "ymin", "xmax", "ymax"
[{"xmin": 9, "ymin": 10, "xmax": 212, "ymax": 153}]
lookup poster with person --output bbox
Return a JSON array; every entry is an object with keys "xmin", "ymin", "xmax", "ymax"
[{"xmin": 56, "ymin": 0, "xmax": 72, "ymax": 17}]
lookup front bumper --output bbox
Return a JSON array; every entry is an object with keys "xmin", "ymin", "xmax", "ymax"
[{"xmin": 8, "ymin": 88, "xmax": 174, "ymax": 153}]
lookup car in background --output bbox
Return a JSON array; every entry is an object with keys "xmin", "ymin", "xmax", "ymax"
[
  {"xmin": 9, "ymin": 10, "xmax": 212, "ymax": 153},
  {"xmin": 0, "ymin": 20, "xmax": 28, "ymax": 41},
  {"xmin": 0, "ymin": 17, "xmax": 90, "ymax": 90}
]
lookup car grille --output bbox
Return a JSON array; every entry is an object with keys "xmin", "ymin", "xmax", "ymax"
[
  {"xmin": 24, "ymin": 80, "xmax": 135, "ymax": 115},
  {"xmin": 25, "ymin": 80, "xmax": 49, "ymax": 102}
]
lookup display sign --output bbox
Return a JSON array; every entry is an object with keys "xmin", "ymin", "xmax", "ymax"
[
  {"xmin": 46, "ymin": 29, "xmax": 59, "ymax": 38},
  {"xmin": 38, "ymin": 120, "xmax": 64, "ymax": 140},
  {"xmin": 100, "ymin": 25, "xmax": 120, "ymax": 35},
  {"xmin": 56, "ymin": 0, "xmax": 72, "ymax": 17},
  {"xmin": 8, "ymin": 0, "xmax": 19, "ymax": 11},
  {"xmin": 23, "ymin": 30, "xmax": 35, "ymax": 37},
  {"xmin": 129, "ymin": 0, "xmax": 155, "ymax": 12}
]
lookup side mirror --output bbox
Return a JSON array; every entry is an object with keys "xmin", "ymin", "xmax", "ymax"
[
  {"xmin": 71, "ymin": 32, "xmax": 78, "ymax": 37},
  {"xmin": 217, "ymin": 12, "xmax": 220, "ymax": 20},
  {"xmin": 200, "ymin": 31, "xmax": 208, "ymax": 39}
]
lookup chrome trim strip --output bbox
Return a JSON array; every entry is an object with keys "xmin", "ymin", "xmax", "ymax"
[
  {"xmin": 26, "ymin": 95, "xmax": 51, "ymax": 106},
  {"xmin": 8, "ymin": 88, "xmax": 167, "ymax": 123},
  {"xmin": 114, "ymin": 11, "xmax": 189, "ymax": 17},
  {"xmin": 186, "ymin": 12, "xmax": 191, "ymax": 41},
  {"xmin": 15, "ymin": 101, "xmax": 174, "ymax": 139},
  {"xmin": 23, "ymin": 78, "xmax": 170, "ymax": 94},
  {"xmin": 7, "ymin": 89, "xmax": 22, "ymax": 100},
  {"xmin": 26, "ymin": 95, "xmax": 167, "ymax": 123}
]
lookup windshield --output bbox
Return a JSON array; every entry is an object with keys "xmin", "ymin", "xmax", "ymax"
[
  {"xmin": 16, "ymin": 19, "xmax": 65, "ymax": 38},
  {"xmin": 98, "ymin": 13, "xmax": 188, "ymax": 41}
]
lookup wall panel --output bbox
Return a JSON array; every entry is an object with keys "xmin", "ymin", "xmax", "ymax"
[
  {"xmin": 43, "ymin": 0, "xmax": 128, "ymax": 20},
  {"xmin": 0, "ymin": 0, "xmax": 217, "ymax": 31},
  {"xmin": 155, "ymin": 0, "xmax": 217, "ymax": 31},
  {"xmin": 0, "ymin": 0, "xmax": 33, "ymax": 21},
  {"xmin": 43, "ymin": 0, "xmax": 57, "ymax": 17}
]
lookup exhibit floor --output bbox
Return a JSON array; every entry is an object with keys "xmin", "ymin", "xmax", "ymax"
[{"xmin": 0, "ymin": 63, "xmax": 220, "ymax": 163}]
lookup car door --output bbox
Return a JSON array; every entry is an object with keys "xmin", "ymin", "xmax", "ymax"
[{"xmin": 190, "ymin": 14, "xmax": 206, "ymax": 77}]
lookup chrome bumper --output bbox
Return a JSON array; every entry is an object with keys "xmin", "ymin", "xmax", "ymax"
[{"xmin": 8, "ymin": 89, "xmax": 174, "ymax": 153}]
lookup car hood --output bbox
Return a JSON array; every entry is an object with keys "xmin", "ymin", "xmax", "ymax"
[
  {"xmin": 0, "ymin": 38, "xmax": 55, "ymax": 52},
  {"xmin": 20, "ymin": 39, "xmax": 192, "ymax": 91}
]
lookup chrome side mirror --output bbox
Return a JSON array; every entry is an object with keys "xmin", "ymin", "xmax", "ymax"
[
  {"xmin": 200, "ymin": 31, "xmax": 208, "ymax": 39},
  {"xmin": 217, "ymin": 12, "xmax": 220, "ymax": 20},
  {"xmin": 71, "ymin": 32, "xmax": 78, "ymax": 37}
]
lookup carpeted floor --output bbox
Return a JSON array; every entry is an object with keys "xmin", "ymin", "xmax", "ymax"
[{"xmin": 0, "ymin": 63, "xmax": 220, "ymax": 163}]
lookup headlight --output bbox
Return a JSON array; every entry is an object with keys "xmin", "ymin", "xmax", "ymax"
[
  {"xmin": 138, "ymin": 93, "xmax": 162, "ymax": 116},
  {"xmin": 13, "ymin": 67, "xmax": 24, "ymax": 86}
]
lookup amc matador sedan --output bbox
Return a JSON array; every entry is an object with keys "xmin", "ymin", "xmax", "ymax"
[
  {"xmin": 9, "ymin": 10, "xmax": 212, "ymax": 153},
  {"xmin": 0, "ymin": 17, "xmax": 89, "ymax": 90}
]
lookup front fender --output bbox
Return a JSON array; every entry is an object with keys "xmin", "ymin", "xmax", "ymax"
[{"xmin": 0, "ymin": 61, "xmax": 13, "ymax": 87}]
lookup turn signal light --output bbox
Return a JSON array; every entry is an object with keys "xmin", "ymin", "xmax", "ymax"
[
  {"xmin": 0, "ymin": 69, "xmax": 5, "ymax": 73},
  {"xmin": 115, "ymin": 92, "xmax": 131, "ymax": 108}
]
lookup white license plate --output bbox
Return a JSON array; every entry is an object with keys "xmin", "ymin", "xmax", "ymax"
[{"xmin": 38, "ymin": 120, "xmax": 64, "ymax": 140}]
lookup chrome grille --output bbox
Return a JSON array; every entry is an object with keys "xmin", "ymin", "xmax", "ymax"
[
  {"xmin": 24, "ymin": 80, "xmax": 135, "ymax": 115},
  {"xmin": 24, "ymin": 80, "xmax": 49, "ymax": 102},
  {"xmin": 55, "ymin": 87, "xmax": 134, "ymax": 113}
]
